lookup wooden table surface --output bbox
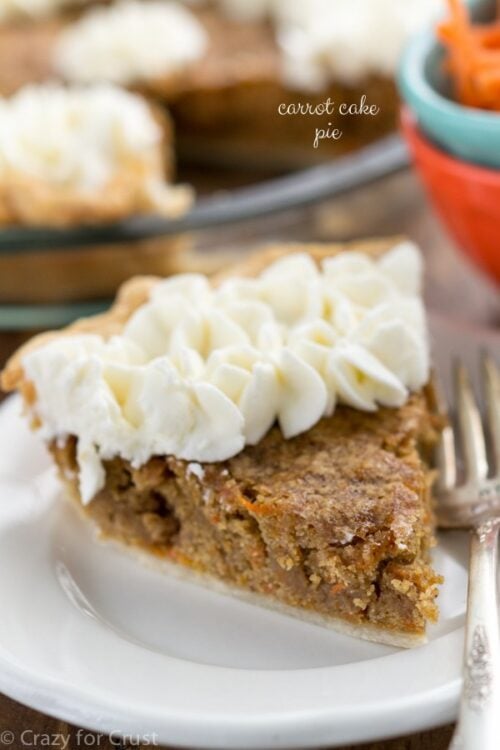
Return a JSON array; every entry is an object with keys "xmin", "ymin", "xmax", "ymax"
[{"xmin": 0, "ymin": 169, "xmax": 498, "ymax": 749}]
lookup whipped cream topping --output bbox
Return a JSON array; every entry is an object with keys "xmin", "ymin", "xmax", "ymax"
[
  {"xmin": 0, "ymin": 0, "xmax": 85, "ymax": 23},
  {"xmin": 275, "ymin": 0, "xmax": 443, "ymax": 89},
  {"xmin": 54, "ymin": 0, "xmax": 208, "ymax": 86},
  {"xmin": 24, "ymin": 242, "xmax": 430, "ymax": 504},
  {"xmin": 0, "ymin": 83, "xmax": 184, "ymax": 209}
]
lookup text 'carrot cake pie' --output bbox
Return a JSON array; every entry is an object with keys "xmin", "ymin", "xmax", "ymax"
[
  {"xmin": 1, "ymin": 239, "xmax": 443, "ymax": 647},
  {"xmin": 0, "ymin": 82, "xmax": 191, "ymax": 226}
]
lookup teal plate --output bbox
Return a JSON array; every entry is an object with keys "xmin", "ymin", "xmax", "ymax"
[
  {"xmin": 0, "ymin": 301, "xmax": 110, "ymax": 331},
  {"xmin": 398, "ymin": 0, "xmax": 500, "ymax": 169}
]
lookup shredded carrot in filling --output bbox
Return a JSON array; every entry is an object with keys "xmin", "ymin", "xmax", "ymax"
[{"xmin": 437, "ymin": 0, "xmax": 500, "ymax": 110}]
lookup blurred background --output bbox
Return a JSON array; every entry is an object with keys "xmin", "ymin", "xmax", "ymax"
[{"xmin": 0, "ymin": 0, "xmax": 498, "ymax": 364}]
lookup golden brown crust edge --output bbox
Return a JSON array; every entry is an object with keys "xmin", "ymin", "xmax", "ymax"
[{"xmin": 0, "ymin": 237, "xmax": 402, "ymax": 395}]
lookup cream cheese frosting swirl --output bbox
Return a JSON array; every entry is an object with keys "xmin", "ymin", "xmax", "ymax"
[
  {"xmin": 0, "ymin": 83, "xmax": 161, "ymax": 190},
  {"xmin": 23, "ymin": 242, "xmax": 430, "ymax": 504},
  {"xmin": 54, "ymin": 0, "xmax": 208, "ymax": 86},
  {"xmin": 275, "ymin": 0, "xmax": 443, "ymax": 90},
  {"xmin": 188, "ymin": 0, "xmax": 442, "ymax": 89}
]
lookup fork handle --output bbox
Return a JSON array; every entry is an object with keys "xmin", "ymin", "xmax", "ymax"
[{"xmin": 450, "ymin": 519, "xmax": 500, "ymax": 750}]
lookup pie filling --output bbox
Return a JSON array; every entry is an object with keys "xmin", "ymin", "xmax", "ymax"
[{"xmin": 52, "ymin": 390, "xmax": 442, "ymax": 646}]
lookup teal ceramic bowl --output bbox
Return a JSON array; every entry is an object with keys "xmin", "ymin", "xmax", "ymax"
[{"xmin": 398, "ymin": 0, "xmax": 500, "ymax": 168}]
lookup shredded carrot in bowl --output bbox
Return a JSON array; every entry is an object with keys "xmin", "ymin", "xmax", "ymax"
[{"xmin": 438, "ymin": 0, "xmax": 500, "ymax": 110}]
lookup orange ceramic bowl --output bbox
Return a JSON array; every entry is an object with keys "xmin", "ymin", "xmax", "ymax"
[{"xmin": 401, "ymin": 106, "xmax": 500, "ymax": 285}]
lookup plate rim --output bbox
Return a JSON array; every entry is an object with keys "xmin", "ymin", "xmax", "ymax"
[{"xmin": 0, "ymin": 388, "xmax": 465, "ymax": 749}]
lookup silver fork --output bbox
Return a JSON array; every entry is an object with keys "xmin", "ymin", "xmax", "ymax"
[{"xmin": 435, "ymin": 353, "xmax": 500, "ymax": 750}]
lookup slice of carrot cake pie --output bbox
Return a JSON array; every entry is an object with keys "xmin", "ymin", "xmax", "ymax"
[
  {"xmin": 0, "ymin": 81, "xmax": 191, "ymax": 226},
  {"xmin": 1, "ymin": 239, "xmax": 443, "ymax": 647}
]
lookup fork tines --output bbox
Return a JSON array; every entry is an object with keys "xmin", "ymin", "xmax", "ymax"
[{"xmin": 435, "ymin": 352, "xmax": 500, "ymax": 529}]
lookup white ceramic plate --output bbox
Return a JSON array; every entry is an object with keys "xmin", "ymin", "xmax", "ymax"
[{"xmin": 0, "ymin": 315, "xmax": 498, "ymax": 749}]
